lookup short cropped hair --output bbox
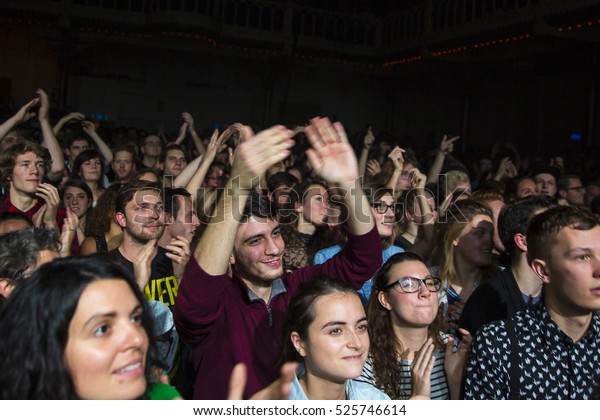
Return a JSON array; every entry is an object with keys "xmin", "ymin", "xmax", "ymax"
[{"xmin": 526, "ymin": 206, "xmax": 598, "ymax": 265}]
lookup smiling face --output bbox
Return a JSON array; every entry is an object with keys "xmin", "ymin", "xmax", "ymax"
[
  {"xmin": 10, "ymin": 151, "xmax": 45, "ymax": 196},
  {"xmin": 80, "ymin": 157, "xmax": 102, "ymax": 183},
  {"xmin": 378, "ymin": 260, "xmax": 439, "ymax": 329},
  {"xmin": 372, "ymin": 192, "xmax": 395, "ymax": 239},
  {"xmin": 232, "ymin": 216, "xmax": 285, "ymax": 284},
  {"xmin": 292, "ymin": 292, "xmax": 368, "ymax": 384},
  {"xmin": 116, "ymin": 189, "xmax": 165, "ymax": 244},
  {"xmin": 64, "ymin": 279, "xmax": 149, "ymax": 400},
  {"xmin": 395, "ymin": 162, "xmax": 415, "ymax": 192},
  {"xmin": 453, "ymin": 214, "xmax": 494, "ymax": 268},
  {"xmin": 168, "ymin": 195, "xmax": 200, "ymax": 242},
  {"xmin": 63, "ymin": 186, "xmax": 92, "ymax": 218},
  {"xmin": 537, "ymin": 225, "xmax": 600, "ymax": 316}
]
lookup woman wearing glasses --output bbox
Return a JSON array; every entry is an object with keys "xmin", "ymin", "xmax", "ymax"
[
  {"xmin": 360, "ymin": 252, "xmax": 472, "ymax": 399},
  {"xmin": 313, "ymin": 182, "xmax": 404, "ymax": 304}
]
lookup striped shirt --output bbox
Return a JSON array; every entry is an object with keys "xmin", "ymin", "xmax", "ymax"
[{"xmin": 357, "ymin": 348, "xmax": 450, "ymax": 400}]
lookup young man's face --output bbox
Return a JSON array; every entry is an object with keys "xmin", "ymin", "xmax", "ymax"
[
  {"xmin": 68, "ymin": 139, "xmax": 90, "ymax": 163},
  {"xmin": 141, "ymin": 135, "xmax": 162, "ymax": 158},
  {"xmin": 542, "ymin": 225, "xmax": 600, "ymax": 314},
  {"xmin": 163, "ymin": 149, "xmax": 187, "ymax": 177},
  {"xmin": 232, "ymin": 216, "xmax": 285, "ymax": 284},
  {"xmin": 167, "ymin": 195, "xmax": 200, "ymax": 242},
  {"xmin": 116, "ymin": 189, "xmax": 165, "ymax": 244},
  {"xmin": 10, "ymin": 151, "xmax": 45, "ymax": 195},
  {"xmin": 111, "ymin": 150, "xmax": 136, "ymax": 181},
  {"xmin": 562, "ymin": 178, "xmax": 585, "ymax": 207}
]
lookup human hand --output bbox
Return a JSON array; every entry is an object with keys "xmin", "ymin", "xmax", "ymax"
[
  {"xmin": 81, "ymin": 120, "xmax": 96, "ymax": 134},
  {"xmin": 182, "ymin": 112, "xmax": 195, "ymax": 131},
  {"xmin": 36, "ymin": 89, "xmax": 50, "ymax": 122},
  {"xmin": 133, "ymin": 239, "xmax": 156, "ymax": 291},
  {"xmin": 166, "ymin": 235, "xmax": 192, "ymax": 280},
  {"xmin": 388, "ymin": 146, "xmax": 405, "ymax": 171},
  {"xmin": 62, "ymin": 112, "xmax": 85, "ymax": 124},
  {"xmin": 440, "ymin": 134, "xmax": 459, "ymax": 155},
  {"xmin": 304, "ymin": 117, "xmax": 359, "ymax": 185},
  {"xmin": 229, "ymin": 125, "xmax": 294, "ymax": 190},
  {"xmin": 409, "ymin": 337, "xmax": 435, "ymax": 399},
  {"xmin": 14, "ymin": 97, "xmax": 40, "ymax": 123},
  {"xmin": 494, "ymin": 157, "xmax": 514, "ymax": 181},
  {"xmin": 444, "ymin": 328, "xmax": 472, "ymax": 399},
  {"xmin": 35, "ymin": 183, "xmax": 60, "ymax": 228},
  {"xmin": 59, "ymin": 208, "xmax": 79, "ymax": 257},
  {"xmin": 409, "ymin": 167, "xmax": 427, "ymax": 189},
  {"xmin": 31, "ymin": 204, "xmax": 47, "ymax": 228},
  {"xmin": 445, "ymin": 301, "xmax": 465, "ymax": 331},
  {"xmin": 363, "ymin": 125, "xmax": 375, "ymax": 149},
  {"xmin": 365, "ymin": 159, "xmax": 381, "ymax": 177},
  {"xmin": 227, "ymin": 362, "xmax": 297, "ymax": 400}
]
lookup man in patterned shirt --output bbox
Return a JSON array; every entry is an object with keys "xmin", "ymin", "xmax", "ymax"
[{"xmin": 464, "ymin": 205, "xmax": 600, "ymax": 399}]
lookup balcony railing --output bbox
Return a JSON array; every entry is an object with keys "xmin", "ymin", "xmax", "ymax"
[{"xmin": 4, "ymin": 0, "xmax": 600, "ymax": 53}]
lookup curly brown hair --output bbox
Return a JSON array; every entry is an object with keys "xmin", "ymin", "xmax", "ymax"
[{"xmin": 366, "ymin": 252, "xmax": 444, "ymax": 399}]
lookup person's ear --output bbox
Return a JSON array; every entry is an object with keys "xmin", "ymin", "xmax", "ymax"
[
  {"xmin": 115, "ymin": 212, "xmax": 127, "ymax": 229},
  {"xmin": 530, "ymin": 259, "xmax": 550, "ymax": 284},
  {"xmin": 377, "ymin": 290, "xmax": 392, "ymax": 311},
  {"xmin": 514, "ymin": 233, "xmax": 527, "ymax": 252},
  {"xmin": 290, "ymin": 332, "xmax": 306, "ymax": 358},
  {"xmin": 229, "ymin": 253, "xmax": 236, "ymax": 266}
]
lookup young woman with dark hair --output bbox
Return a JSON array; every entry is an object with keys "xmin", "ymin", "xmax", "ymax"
[
  {"xmin": 284, "ymin": 275, "xmax": 389, "ymax": 400},
  {"xmin": 361, "ymin": 252, "xmax": 471, "ymax": 399}
]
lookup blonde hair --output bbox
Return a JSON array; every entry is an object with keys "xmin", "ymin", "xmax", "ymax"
[{"xmin": 433, "ymin": 200, "xmax": 496, "ymax": 286}]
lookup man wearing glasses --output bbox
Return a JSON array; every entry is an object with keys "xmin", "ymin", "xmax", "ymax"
[
  {"xmin": 464, "ymin": 205, "xmax": 600, "ymax": 399},
  {"xmin": 557, "ymin": 174, "xmax": 586, "ymax": 207},
  {"xmin": 139, "ymin": 134, "xmax": 163, "ymax": 172}
]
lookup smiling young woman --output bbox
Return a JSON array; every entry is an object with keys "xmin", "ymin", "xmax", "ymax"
[{"xmin": 0, "ymin": 255, "xmax": 180, "ymax": 400}]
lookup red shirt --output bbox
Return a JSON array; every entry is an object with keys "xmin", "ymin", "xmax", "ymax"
[{"xmin": 174, "ymin": 226, "xmax": 383, "ymax": 399}]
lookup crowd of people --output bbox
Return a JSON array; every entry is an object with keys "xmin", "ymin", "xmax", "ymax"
[{"xmin": 0, "ymin": 89, "xmax": 599, "ymax": 400}]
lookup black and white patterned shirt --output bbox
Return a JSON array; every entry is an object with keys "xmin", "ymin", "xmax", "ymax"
[{"xmin": 464, "ymin": 303, "xmax": 600, "ymax": 399}]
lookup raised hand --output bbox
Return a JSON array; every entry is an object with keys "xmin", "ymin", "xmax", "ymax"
[
  {"xmin": 440, "ymin": 134, "xmax": 459, "ymax": 155},
  {"xmin": 366, "ymin": 159, "xmax": 381, "ymax": 177},
  {"xmin": 363, "ymin": 125, "xmax": 375, "ymax": 149},
  {"xmin": 409, "ymin": 167, "xmax": 427, "ymax": 189},
  {"xmin": 81, "ymin": 120, "xmax": 96, "ymax": 134},
  {"xmin": 388, "ymin": 146, "xmax": 405, "ymax": 171},
  {"xmin": 182, "ymin": 112, "xmax": 195, "ymax": 130},
  {"xmin": 229, "ymin": 125, "xmax": 294, "ymax": 190},
  {"xmin": 36, "ymin": 89, "xmax": 50, "ymax": 122},
  {"xmin": 304, "ymin": 117, "xmax": 359, "ymax": 185},
  {"xmin": 14, "ymin": 98, "xmax": 40, "ymax": 123}
]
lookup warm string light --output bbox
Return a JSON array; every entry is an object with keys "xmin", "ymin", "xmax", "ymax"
[{"xmin": 556, "ymin": 17, "xmax": 600, "ymax": 32}]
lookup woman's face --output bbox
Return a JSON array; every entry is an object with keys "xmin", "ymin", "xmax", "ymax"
[
  {"xmin": 64, "ymin": 279, "xmax": 149, "ymax": 400},
  {"xmin": 395, "ymin": 162, "xmax": 415, "ymax": 192},
  {"xmin": 299, "ymin": 185, "xmax": 329, "ymax": 227},
  {"xmin": 378, "ymin": 260, "xmax": 439, "ymax": 328},
  {"xmin": 292, "ymin": 292, "xmax": 368, "ymax": 384},
  {"xmin": 80, "ymin": 157, "xmax": 102, "ymax": 182},
  {"xmin": 371, "ymin": 192, "xmax": 395, "ymax": 239},
  {"xmin": 63, "ymin": 186, "xmax": 92, "ymax": 218},
  {"xmin": 453, "ymin": 214, "xmax": 494, "ymax": 268}
]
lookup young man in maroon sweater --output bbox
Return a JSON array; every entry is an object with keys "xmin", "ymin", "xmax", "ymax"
[{"xmin": 174, "ymin": 118, "xmax": 383, "ymax": 399}]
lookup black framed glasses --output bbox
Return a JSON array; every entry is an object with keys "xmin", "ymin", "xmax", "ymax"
[
  {"xmin": 372, "ymin": 202, "xmax": 398, "ymax": 214},
  {"xmin": 383, "ymin": 276, "xmax": 443, "ymax": 293}
]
